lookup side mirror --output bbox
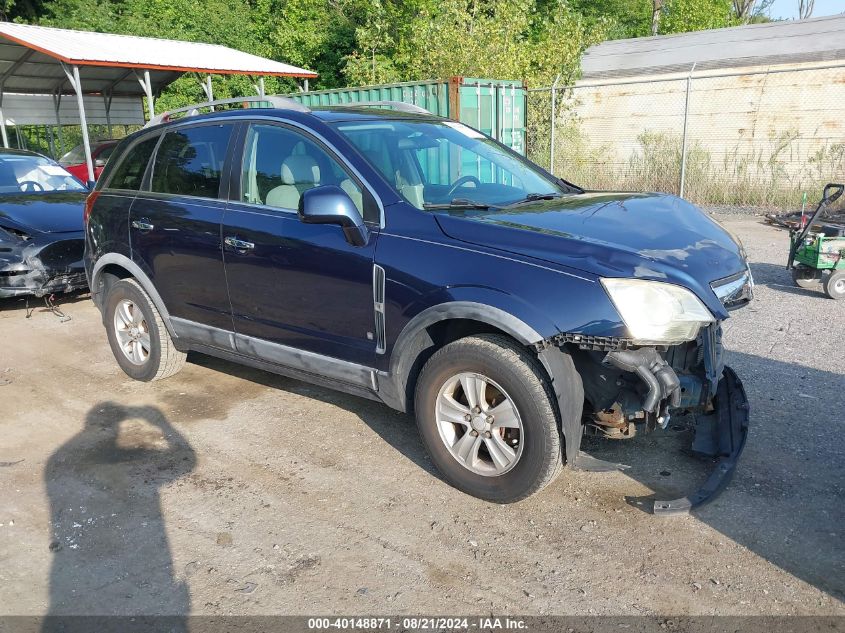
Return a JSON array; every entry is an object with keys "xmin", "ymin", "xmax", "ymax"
[
  {"xmin": 299, "ymin": 185, "xmax": 369, "ymax": 247},
  {"xmin": 94, "ymin": 158, "xmax": 107, "ymax": 168}
]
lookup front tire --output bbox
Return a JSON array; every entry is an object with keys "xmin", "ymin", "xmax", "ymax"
[
  {"xmin": 414, "ymin": 334, "xmax": 565, "ymax": 503},
  {"xmin": 104, "ymin": 278, "xmax": 186, "ymax": 381}
]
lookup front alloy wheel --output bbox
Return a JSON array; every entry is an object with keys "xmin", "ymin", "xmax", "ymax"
[
  {"xmin": 415, "ymin": 334, "xmax": 574, "ymax": 503},
  {"xmin": 436, "ymin": 372, "xmax": 524, "ymax": 476}
]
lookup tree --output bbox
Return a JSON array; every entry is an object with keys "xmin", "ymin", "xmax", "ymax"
[
  {"xmin": 799, "ymin": 0, "xmax": 814, "ymax": 19},
  {"xmin": 659, "ymin": 0, "xmax": 738, "ymax": 34},
  {"xmin": 732, "ymin": 0, "xmax": 756, "ymax": 20},
  {"xmin": 651, "ymin": 0, "xmax": 664, "ymax": 35},
  {"xmin": 398, "ymin": 0, "xmax": 598, "ymax": 86}
]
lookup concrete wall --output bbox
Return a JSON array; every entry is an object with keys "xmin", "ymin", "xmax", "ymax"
[{"xmin": 560, "ymin": 61, "xmax": 845, "ymax": 205}]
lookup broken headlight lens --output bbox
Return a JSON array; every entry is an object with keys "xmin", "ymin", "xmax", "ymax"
[{"xmin": 601, "ymin": 278, "xmax": 714, "ymax": 345}]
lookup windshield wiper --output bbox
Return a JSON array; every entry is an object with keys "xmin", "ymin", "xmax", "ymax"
[
  {"xmin": 423, "ymin": 198, "xmax": 498, "ymax": 210},
  {"xmin": 502, "ymin": 192, "xmax": 564, "ymax": 208}
]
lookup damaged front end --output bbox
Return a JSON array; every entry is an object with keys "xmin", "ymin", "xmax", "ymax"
[
  {"xmin": 0, "ymin": 226, "xmax": 87, "ymax": 298},
  {"xmin": 538, "ymin": 274, "xmax": 752, "ymax": 515}
]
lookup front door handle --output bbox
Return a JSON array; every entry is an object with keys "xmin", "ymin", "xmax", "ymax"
[
  {"xmin": 224, "ymin": 236, "xmax": 255, "ymax": 252},
  {"xmin": 131, "ymin": 219, "xmax": 154, "ymax": 232}
]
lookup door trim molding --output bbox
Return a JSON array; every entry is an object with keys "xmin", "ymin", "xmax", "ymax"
[{"xmin": 170, "ymin": 317, "xmax": 377, "ymax": 390}]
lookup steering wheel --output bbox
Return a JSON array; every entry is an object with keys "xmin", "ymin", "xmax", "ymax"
[
  {"xmin": 446, "ymin": 175, "xmax": 482, "ymax": 198},
  {"xmin": 19, "ymin": 180, "xmax": 44, "ymax": 192}
]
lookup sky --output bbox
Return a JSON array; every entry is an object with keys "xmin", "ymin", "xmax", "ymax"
[{"xmin": 767, "ymin": 0, "xmax": 845, "ymax": 19}]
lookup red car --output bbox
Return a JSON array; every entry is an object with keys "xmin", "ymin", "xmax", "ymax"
[{"xmin": 58, "ymin": 139, "xmax": 120, "ymax": 182}]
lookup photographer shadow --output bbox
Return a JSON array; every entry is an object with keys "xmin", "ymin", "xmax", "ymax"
[{"xmin": 43, "ymin": 402, "xmax": 196, "ymax": 631}]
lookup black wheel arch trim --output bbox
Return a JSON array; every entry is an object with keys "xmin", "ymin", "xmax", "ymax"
[
  {"xmin": 381, "ymin": 301, "xmax": 547, "ymax": 412},
  {"xmin": 90, "ymin": 253, "xmax": 177, "ymax": 340}
]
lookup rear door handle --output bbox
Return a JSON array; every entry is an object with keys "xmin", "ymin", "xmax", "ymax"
[
  {"xmin": 131, "ymin": 219, "xmax": 154, "ymax": 232},
  {"xmin": 224, "ymin": 236, "xmax": 255, "ymax": 251}
]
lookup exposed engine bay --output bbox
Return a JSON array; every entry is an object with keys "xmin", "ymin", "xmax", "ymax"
[{"xmin": 540, "ymin": 324, "xmax": 749, "ymax": 515}]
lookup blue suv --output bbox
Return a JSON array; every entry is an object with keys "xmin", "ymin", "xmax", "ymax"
[{"xmin": 85, "ymin": 96, "xmax": 752, "ymax": 510}]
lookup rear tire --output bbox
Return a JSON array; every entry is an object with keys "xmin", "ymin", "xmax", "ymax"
[
  {"xmin": 792, "ymin": 266, "xmax": 821, "ymax": 289},
  {"xmin": 823, "ymin": 270, "xmax": 845, "ymax": 300},
  {"xmin": 414, "ymin": 334, "xmax": 565, "ymax": 503},
  {"xmin": 104, "ymin": 278, "xmax": 186, "ymax": 381}
]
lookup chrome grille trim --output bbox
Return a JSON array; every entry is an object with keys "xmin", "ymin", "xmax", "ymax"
[{"xmin": 711, "ymin": 268, "xmax": 754, "ymax": 310}]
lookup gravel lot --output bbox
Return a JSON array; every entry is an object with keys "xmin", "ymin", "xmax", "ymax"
[{"xmin": 0, "ymin": 215, "xmax": 842, "ymax": 617}]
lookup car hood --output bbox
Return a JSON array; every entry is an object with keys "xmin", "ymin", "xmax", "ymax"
[
  {"xmin": 434, "ymin": 192, "xmax": 746, "ymax": 284},
  {"xmin": 0, "ymin": 192, "xmax": 86, "ymax": 234}
]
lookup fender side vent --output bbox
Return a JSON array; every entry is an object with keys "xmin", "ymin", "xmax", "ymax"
[{"xmin": 373, "ymin": 264, "xmax": 386, "ymax": 354}]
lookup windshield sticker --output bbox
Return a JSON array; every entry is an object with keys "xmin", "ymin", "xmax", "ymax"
[{"xmin": 443, "ymin": 121, "xmax": 485, "ymax": 139}]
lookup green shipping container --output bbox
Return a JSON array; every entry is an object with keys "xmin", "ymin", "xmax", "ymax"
[{"xmin": 288, "ymin": 77, "xmax": 526, "ymax": 157}]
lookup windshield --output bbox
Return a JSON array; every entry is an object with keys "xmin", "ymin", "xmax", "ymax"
[
  {"xmin": 334, "ymin": 119, "xmax": 567, "ymax": 209},
  {"xmin": 58, "ymin": 144, "xmax": 86, "ymax": 165},
  {"xmin": 0, "ymin": 155, "xmax": 86, "ymax": 194}
]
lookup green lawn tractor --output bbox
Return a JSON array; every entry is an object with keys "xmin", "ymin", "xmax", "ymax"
[{"xmin": 788, "ymin": 183, "xmax": 845, "ymax": 300}]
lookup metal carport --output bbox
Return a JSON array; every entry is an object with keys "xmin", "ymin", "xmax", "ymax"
[{"xmin": 0, "ymin": 22, "xmax": 318, "ymax": 183}]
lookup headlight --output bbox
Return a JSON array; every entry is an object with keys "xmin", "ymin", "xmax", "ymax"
[{"xmin": 601, "ymin": 278, "xmax": 714, "ymax": 345}]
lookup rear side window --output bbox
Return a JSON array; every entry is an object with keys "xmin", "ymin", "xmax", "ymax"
[
  {"xmin": 151, "ymin": 124, "xmax": 233, "ymax": 198},
  {"xmin": 107, "ymin": 136, "xmax": 158, "ymax": 191}
]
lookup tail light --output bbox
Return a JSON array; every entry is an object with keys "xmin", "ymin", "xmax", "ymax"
[{"xmin": 84, "ymin": 190, "xmax": 101, "ymax": 226}]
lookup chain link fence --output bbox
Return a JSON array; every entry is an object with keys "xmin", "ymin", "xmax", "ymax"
[{"xmin": 528, "ymin": 64, "xmax": 845, "ymax": 210}]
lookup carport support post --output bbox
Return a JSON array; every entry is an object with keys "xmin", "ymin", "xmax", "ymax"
[
  {"xmin": 0, "ymin": 89, "xmax": 8, "ymax": 149},
  {"xmin": 52, "ymin": 92, "xmax": 64, "ymax": 156},
  {"xmin": 135, "ymin": 70, "xmax": 155, "ymax": 122},
  {"xmin": 103, "ymin": 90, "xmax": 113, "ymax": 138},
  {"xmin": 65, "ymin": 63, "xmax": 95, "ymax": 185},
  {"xmin": 679, "ymin": 62, "xmax": 696, "ymax": 200}
]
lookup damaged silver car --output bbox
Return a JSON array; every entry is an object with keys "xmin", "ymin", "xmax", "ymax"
[{"xmin": 0, "ymin": 149, "xmax": 88, "ymax": 298}]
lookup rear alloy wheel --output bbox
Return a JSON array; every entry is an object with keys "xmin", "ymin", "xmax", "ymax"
[
  {"xmin": 414, "ymin": 334, "xmax": 566, "ymax": 503},
  {"xmin": 104, "ymin": 278, "xmax": 186, "ymax": 381},
  {"xmin": 823, "ymin": 270, "xmax": 845, "ymax": 300},
  {"xmin": 113, "ymin": 298, "xmax": 151, "ymax": 365}
]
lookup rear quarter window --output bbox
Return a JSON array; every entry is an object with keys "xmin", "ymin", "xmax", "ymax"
[{"xmin": 106, "ymin": 136, "xmax": 158, "ymax": 191}]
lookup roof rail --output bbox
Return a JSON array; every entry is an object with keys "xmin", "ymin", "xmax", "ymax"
[
  {"xmin": 328, "ymin": 100, "xmax": 431, "ymax": 115},
  {"xmin": 145, "ymin": 95, "xmax": 310, "ymax": 128}
]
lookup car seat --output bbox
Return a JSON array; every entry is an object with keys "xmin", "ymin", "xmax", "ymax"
[{"xmin": 266, "ymin": 155, "xmax": 320, "ymax": 209}]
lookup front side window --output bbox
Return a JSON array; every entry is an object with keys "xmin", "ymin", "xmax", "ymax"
[
  {"xmin": 239, "ymin": 123, "xmax": 370, "ymax": 221},
  {"xmin": 0, "ymin": 155, "xmax": 86, "ymax": 194},
  {"xmin": 107, "ymin": 135, "xmax": 158, "ymax": 191},
  {"xmin": 151, "ymin": 124, "xmax": 233, "ymax": 198},
  {"xmin": 335, "ymin": 120, "xmax": 565, "ymax": 210}
]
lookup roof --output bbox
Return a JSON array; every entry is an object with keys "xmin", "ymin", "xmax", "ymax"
[
  {"xmin": 581, "ymin": 14, "xmax": 845, "ymax": 79},
  {"xmin": 0, "ymin": 22, "xmax": 317, "ymax": 98}
]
